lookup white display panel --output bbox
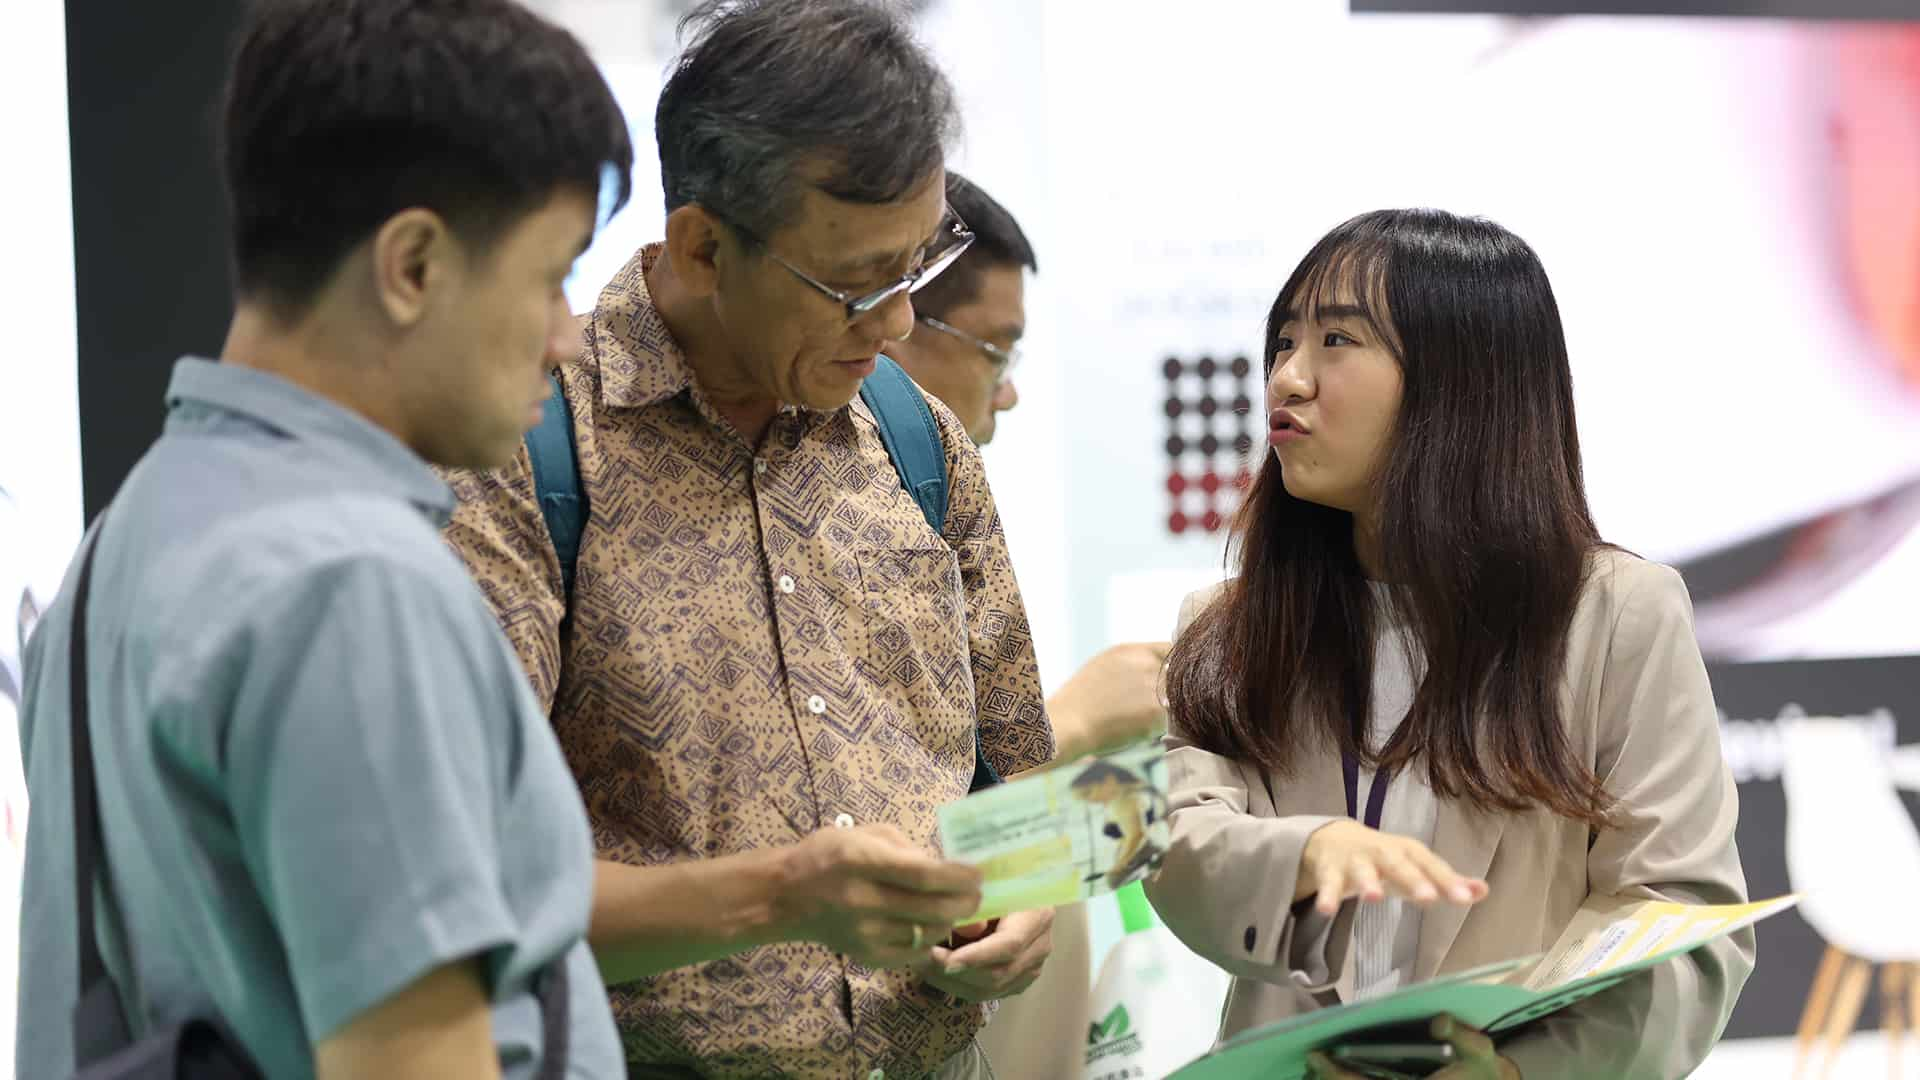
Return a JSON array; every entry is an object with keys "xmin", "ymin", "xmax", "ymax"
[
  {"xmin": 0, "ymin": 3, "xmax": 81, "ymax": 1076},
  {"xmin": 1030, "ymin": 2, "xmax": 1920, "ymax": 667}
]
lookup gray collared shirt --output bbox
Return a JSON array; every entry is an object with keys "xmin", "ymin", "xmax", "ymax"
[{"xmin": 15, "ymin": 358, "xmax": 621, "ymax": 1078}]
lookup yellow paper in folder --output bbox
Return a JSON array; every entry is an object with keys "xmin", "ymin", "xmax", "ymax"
[{"xmin": 1523, "ymin": 894, "xmax": 1797, "ymax": 990}]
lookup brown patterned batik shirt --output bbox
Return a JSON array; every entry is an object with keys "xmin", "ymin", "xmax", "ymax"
[{"xmin": 440, "ymin": 245, "xmax": 1054, "ymax": 1079}]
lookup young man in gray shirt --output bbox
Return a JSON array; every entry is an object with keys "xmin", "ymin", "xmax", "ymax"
[{"xmin": 14, "ymin": 1, "xmax": 634, "ymax": 1076}]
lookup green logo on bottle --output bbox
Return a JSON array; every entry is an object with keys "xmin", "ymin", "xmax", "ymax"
[{"xmin": 1089, "ymin": 1004, "xmax": 1131, "ymax": 1045}]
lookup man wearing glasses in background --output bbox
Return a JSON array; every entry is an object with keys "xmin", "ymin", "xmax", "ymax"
[
  {"xmin": 440, "ymin": 2, "xmax": 1055, "ymax": 1077},
  {"xmin": 889, "ymin": 171, "xmax": 1176, "ymax": 1080},
  {"xmin": 883, "ymin": 174, "xmax": 1026, "ymax": 448}
]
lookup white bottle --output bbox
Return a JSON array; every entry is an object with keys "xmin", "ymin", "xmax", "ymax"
[{"xmin": 1083, "ymin": 883, "xmax": 1233, "ymax": 1080}]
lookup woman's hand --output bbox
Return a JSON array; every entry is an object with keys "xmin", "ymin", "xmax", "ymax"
[
  {"xmin": 1297, "ymin": 821, "xmax": 1488, "ymax": 916},
  {"xmin": 1307, "ymin": 1015, "xmax": 1520, "ymax": 1079}
]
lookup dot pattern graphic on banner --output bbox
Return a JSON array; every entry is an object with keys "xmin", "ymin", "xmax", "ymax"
[{"xmin": 1161, "ymin": 354, "xmax": 1256, "ymax": 536}]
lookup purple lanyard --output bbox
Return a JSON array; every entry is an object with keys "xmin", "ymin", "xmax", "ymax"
[{"xmin": 1342, "ymin": 750, "xmax": 1391, "ymax": 831}]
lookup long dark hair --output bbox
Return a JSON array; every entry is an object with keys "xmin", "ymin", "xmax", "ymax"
[{"xmin": 1166, "ymin": 209, "xmax": 1613, "ymax": 827}]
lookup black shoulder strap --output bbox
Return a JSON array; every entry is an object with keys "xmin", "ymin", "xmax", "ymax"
[{"xmin": 68, "ymin": 516, "xmax": 136, "ymax": 1066}]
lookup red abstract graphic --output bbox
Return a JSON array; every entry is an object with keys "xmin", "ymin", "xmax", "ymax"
[
  {"xmin": 1831, "ymin": 26, "xmax": 1920, "ymax": 396},
  {"xmin": 1161, "ymin": 354, "xmax": 1257, "ymax": 536}
]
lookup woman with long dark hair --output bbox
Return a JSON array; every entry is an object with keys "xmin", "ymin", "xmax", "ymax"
[{"xmin": 1145, "ymin": 209, "xmax": 1751, "ymax": 1078}]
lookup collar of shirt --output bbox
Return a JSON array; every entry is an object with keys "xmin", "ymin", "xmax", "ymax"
[
  {"xmin": 589, "ymin": 243, "xmax": 699, "ymax": 410},
  {"xmin": 163, "ymin": 357, "xmax": 456, "ymax": 525},
  {"xmin": 588, "ymin": 242, "xmax": 806, "ymax": 425}
]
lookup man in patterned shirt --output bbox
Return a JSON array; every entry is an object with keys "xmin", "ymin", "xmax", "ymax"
[{"xmin": 441, "ymin": 2, "xmax": 1056, "ymax": 1076}]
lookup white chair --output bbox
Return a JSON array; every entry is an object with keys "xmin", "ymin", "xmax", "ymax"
[{"xmin": 1780, "ymin": 718, "xmax": 1920, "ymax": 1080}]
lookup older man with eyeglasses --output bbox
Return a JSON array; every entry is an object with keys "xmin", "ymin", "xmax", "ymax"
[{"xmin": 436, "ymin": 2, "xmax": 1055, "ymax": 1078}]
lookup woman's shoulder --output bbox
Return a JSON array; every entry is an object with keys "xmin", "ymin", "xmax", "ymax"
[
  {"xmin": 1174, "ymin": 580, "xmax": 1232, "ymax": 639},
  {"xmin": 1578, "ymin": 545, "xmax": 1696, "ymax": 640}
]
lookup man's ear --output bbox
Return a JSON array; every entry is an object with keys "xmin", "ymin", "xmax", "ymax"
[
  {"xmin": 369, "ymin": 208, "xmax": 456, "ymax": 327},
  {"xmin": 664, "ymin": 204, "xmax": 726, "ymax": 298}
]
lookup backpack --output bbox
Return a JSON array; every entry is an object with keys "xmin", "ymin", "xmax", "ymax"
[{"xmin": 524, "ymin": 355, "xmax": 1001, "ymax": 793}]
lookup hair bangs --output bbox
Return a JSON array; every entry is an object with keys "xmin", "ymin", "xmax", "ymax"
[{"xmin": 1265, "ymin": 231, "xmax": 1399, "ymax": 373}]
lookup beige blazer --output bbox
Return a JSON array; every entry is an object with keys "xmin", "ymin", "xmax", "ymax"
[{"xmin": 1144, "ymin": 550, "xmax": 1753, "ymax": 1079}]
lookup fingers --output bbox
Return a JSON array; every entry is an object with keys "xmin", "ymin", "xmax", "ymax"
[
  {"xmin": 892, "ymin": 916, "xmax": 948, "ymax": 953},
  {"xmin": 1432, "ymin": 1014, "xmax": 1499, "ymax": 1062},
  {"xmin": 1315, "ymin": 860, "xmax": 1347, "ymax": 916},
  {"xmin": 1305, "ymin": 1051, "xmax": 1367, "ymax": 1080},
  {"xmin": 1349, "ymin": 857, "xmax": 1386, "ymax": 904},
  {"xmin": 818, "ymin": 826, "xmax": 981, "ymax": 912},
  {"xmin": 922, "ymin": 936, "xmax": 1049, "ymax": 1001},
  {"xmin": 1375, "ymin": 851, "xmax": 1440, "ymax": 904},
  {"xmin": 925, "ymin": 910, "xmax": 1053, "ymax": 1001},
  {"xmin": 943, "ymin": 909, "xmax": 1049, "ymax": 971},
  {"xmin": 949, "ymin": 920, "xmax": 994, "ymax": 944},
  {"xmin": 847, "ymin": 916, "xmax": 945, "ymax": 969},
  {"xmin": 941, "ymin": 923, "xmax": 1023, "ymax": 971},
  {"xmin": 1002, "ymin": 923, "xmax": 1053, "ymax": 984},
  {"xmin": 1305, "ymin": 824, "xmax": 1490, "ymax": 917},
  {"xmin": 990, "ymin": 956, "xmax": 1045, "ymax": 1001},
  {"xmin": 1405, "ymin": 847, "xmax": 1487, "ymax": 905},
  {"xmin": 920, "ymin": 965, "xmax": 996, "ymax": 1002},
  {"xmin": 841, "ymin": 878, "xmax": 981, "ymax": 925},
  {"xmin": 860, "ymin": 944, "xmax": 936, "ymax": 970},
  {"xmin": 846, "ymin": 833, "xmax": 983, "ymax": 896},
  {"xmin": 943, "ymin": 932, "xmax": 1022, "ymax": 972}
]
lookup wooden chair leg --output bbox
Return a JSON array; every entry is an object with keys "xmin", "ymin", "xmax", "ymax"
[
  {"xmin": 1796, "ymin": 947, "xmax": 1849, "ymax": 1080},
  {"xmin": 1882, "ymin": 963, "xmax": 1909, "ymax": 1080},
  {"xmin": 1911, "ymin": 963, "xmax": 1920, "ymax": 1064},
  {"xmin": 1818, "ymin": 957, "xmax": 1872, "ymax": 1080}
]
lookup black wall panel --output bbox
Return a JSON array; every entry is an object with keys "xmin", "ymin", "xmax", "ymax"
[{"xmin": 67, "ymin": 0, "xmax": 244, "ymax": 517}]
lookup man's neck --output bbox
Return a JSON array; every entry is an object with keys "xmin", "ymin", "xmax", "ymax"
[
  {"xmin": 644, "ymin": 253, "xmax": 781, "ymax": 447},
  {"xmin": 220, "ymin": 303, "xmax": 414, "ymax": 449}
]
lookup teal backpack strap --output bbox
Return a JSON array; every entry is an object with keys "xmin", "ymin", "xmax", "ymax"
[
  {"xmin": 524, "ymin": 372, "xmax": 586, "ymax": 599},
  {"xmin": 859, "ymin": 355, "xmax": 949, "ymax": 532},
  {"xmin": 860, "ymin": 356, "xmax": 1001, "ymax": 792}
]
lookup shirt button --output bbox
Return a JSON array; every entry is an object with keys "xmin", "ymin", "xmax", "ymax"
[
  {"xmin": 835, "ymin": 813, "xmax": 856, "ymax": 830},
  {"xmin": 753, "ymin": 458, "xmax": 768, "ymax": 476},
  {"xmin": 807, "ymin": 695, "xmax": 827, "ymax": 715},
  {"xmin": 777, "ymin": 574, "xmax": 796, "ymax": 594}
]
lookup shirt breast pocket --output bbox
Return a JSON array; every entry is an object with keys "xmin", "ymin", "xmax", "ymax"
[{"xmin": 848, "ymin": 543, "xmax": 970, "ymax": 697}]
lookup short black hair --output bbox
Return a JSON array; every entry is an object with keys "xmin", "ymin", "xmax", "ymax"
[
  {"xmin": 912, "ymin": 172, "xmax": 1038, "ymax": 320},
  {"xmin": 656, "ymin": 0, "xmax": 957, "ymax": 245},
  {"xmin": 222, "ymin": 0, "xmax": 633, "ymax": 316}
]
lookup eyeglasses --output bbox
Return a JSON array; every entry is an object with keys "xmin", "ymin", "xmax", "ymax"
[
  {"xmin": 915, "ymin": 315, "xmax": 1021, "ymax": 385},
  {"xmin": 724, "ymin": 205, "xmax": 975, "ymax": 322}
]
